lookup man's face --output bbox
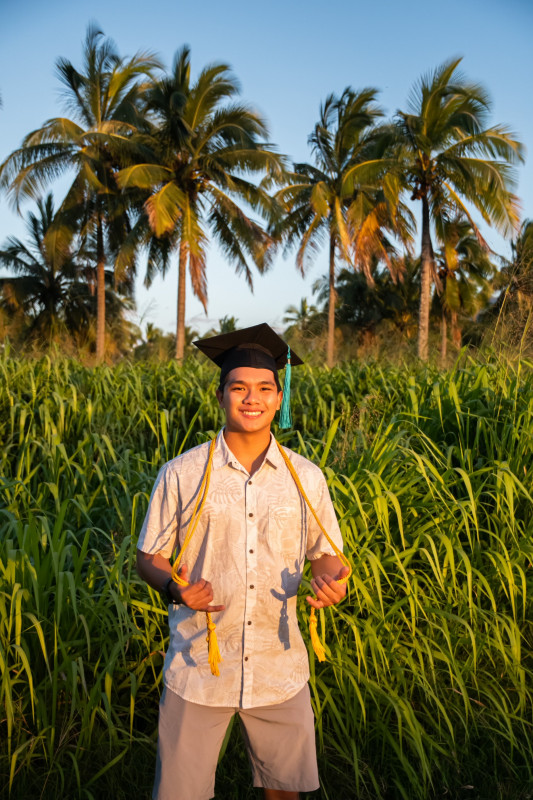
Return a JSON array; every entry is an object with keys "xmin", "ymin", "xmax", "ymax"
[{"xmin": 216, "ymin": 367, "xmax": 283, "ymax": 434}]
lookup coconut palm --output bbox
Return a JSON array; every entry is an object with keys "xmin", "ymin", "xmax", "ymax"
[
  {"xmin": 0, "ymin": 193, "xmax": 94, "ymax": 345},
  {"xmin": 117, "ymin": 46, "xmax": 283, "ymax": 360},
  {"xmin": 313, "ymin": 255, "xmax": 421, "ymax": 344},
  {"xmin": 485, "ymin": 219, "xmax": 533, "ymax": 351},
  {"xmin": 283, "ymin": 298, "xmax": 319, "ymax": 328},
  {"xmin": 393, "ymin": 57, "xmax": 524, "ymax": 360},
  {"xmin": 434, "ymin": 216, "xmax": 495, "ymax": 361},
  {"xmin": 500, "ymin": 219, "xmax": 533, "ymax": 312},
  {"xmin": 282, "ymin": 298, "xmax": 323, "ymax": 343},
  {"xmin": 273, "ymin": 88, "xmax": 414, "ymax": 367},
  {"xmin": 217, "ymin": 315, "xmax": 239, "ymax": 334},
  {"xmin": 0, "ymin": 24, "xmax": 159, "ymax": 360}
]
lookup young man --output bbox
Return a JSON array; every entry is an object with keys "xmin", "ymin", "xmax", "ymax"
[{"xmin": 136, "ymin": 324, "xmax": 348, "ymax": 800}]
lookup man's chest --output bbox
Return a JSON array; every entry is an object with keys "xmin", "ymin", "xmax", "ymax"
[{"xmin": 176, "ymin": 464, "xmax": 307, "ymax": 576}]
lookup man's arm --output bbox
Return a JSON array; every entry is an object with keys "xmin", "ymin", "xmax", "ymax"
[
  {"xmin": 136, "ymin": 549, "xmax": 225, "ymax": 612},
  {"xmin": 306, "ymin": 554, "xmax": 349, "ymax": 609}
]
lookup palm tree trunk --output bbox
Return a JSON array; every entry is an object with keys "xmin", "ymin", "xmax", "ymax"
[
  {"xmin": 441, "ymin": 307, "xmax": 447, "ymax": 366},
  {"xmin": 175, "ymin": 239, "xmax": 187, "ymax": 361},
  {"xmin": 417, "ymin": 195, "xmax": 433, "ymax": 361},
  {"xmin": 327, "ymin": 234, "xmax": 336, "ymax": 368},
  {"xmin": 451, "ymin": 310, "xmax": 461, "ymax": 349},
  {"xmin": 96, "ymin": 216, "xmax": 106, "ymax": 362}
]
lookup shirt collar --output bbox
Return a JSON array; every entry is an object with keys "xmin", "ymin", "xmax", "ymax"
[{"xmin": 212, "ymin": 429, "xmax": 283, "ymax": 472}]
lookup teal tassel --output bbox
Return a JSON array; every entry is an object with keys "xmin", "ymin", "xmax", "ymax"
[{"xmin": 279, "ymin": 347, "xmax": 292, "ymax": 429}]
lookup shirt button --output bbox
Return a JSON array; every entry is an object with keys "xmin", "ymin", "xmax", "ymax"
[
  {"xmin": 249, "ymin": 584, "xmax": 255, "ymax": 589},
  {"xmin": 248, "ymin": 481, "xmax": 252, "ymax": 486},
  {"xmin": 247, "ymin": 620, "xmax": 252, "ymax": 625},
  {"xmin": 248, "ymin": 512, "xmax": 254, "ymax": 518},
  {"xmin": 249, "ymin": 549, "xmax": 254, "ymax": 554},
  {"xmin": 244, "ymin": 656, "xmax": 249, "ymax": 661}
]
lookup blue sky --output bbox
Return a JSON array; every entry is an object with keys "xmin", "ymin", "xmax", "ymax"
[{"xmin": 1, "ymin": 0, "xmax": 532, "ymax": 336}]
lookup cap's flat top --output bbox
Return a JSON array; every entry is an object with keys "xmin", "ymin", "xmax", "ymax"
[{"xmin": 194, "ymin": 323, "xmax": 303, "ymax": 368}]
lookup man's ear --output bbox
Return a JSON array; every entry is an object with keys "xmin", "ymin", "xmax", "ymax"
[
  {"xmin": 215, "ymin": 388, "xmax": 224, "ymax": 408},
  {"xmin": 277, "ymin": 390, "xmax": 283, "ymax": 411}
]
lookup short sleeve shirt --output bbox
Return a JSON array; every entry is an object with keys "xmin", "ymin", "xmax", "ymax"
[{"xmin": 137, "ymin": 430, "xmax": 344, "ymax": 709}]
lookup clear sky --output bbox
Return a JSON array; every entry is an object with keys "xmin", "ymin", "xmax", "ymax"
[{"xmin": 1, "ymin": 0, "xmax": 532, "ymax": 337}]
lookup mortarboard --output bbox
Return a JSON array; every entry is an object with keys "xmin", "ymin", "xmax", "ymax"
[{"xmin": 194, "ymin": 323, "xmax": 303, "ymax": 428}]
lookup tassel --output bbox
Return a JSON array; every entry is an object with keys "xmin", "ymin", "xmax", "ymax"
[
  {"xmin": 309, "ymin": 607, "xmax": 326, "ymax": 662},
  {"xmin": 279, "ymin": 347, "xmax": 292, "ymax": 429},
  {"xmin": 206, "ymin": 612, "xmax": 222, "ymax": 676}
]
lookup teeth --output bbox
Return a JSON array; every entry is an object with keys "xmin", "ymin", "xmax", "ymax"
[{"xmin": 242, "ymin": 411, "xmax": 261, "ymax": 416}]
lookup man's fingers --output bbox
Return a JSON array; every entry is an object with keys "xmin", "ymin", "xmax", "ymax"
[
  {"xmin": 337, "ymin": 565, "xmax": 350, "ymax": 580},
  {"xmin": 182, "ymin": 579, "xmax": 210, "ymax": 598},
  {"xmin": 190, "ymin": 582, "xmax": 213, "ymax": 603},
  {"xmin": 310, "ymin": 574, "xmax": 347, "ymax": 607},
  {"xmin": 306, "ymin": 595, "xmax": 324, "ymax": 609},
  {"xmin": 173, "ymin": 571, "xmax": 224, "ymax": 611},
  {"xmin": 189, "ymin": 578, "xmax": 209, "ymax": 592},
  {"xmin": 179, "ymin": 577, "xmax": 224, "ymax": 611},
  {"xmin": 183, "ymin": 587, "xmax": 213, "ymax": 605},
  {"xmin": 312, "ymin": 576, "xmax": 341, "ymax": 603}
]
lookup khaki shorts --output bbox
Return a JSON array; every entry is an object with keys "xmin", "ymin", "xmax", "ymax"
[{"xmin": 153, "ymin": 684, "xmax": 319, "ymax": 800}]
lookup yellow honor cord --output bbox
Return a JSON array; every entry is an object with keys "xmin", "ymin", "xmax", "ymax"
[
  {"xmin": 170, "ymin": 436, "xmax": 351, "ymax": 675},
  {"xmin": 171, "ymin": 438, "xmax": 221, "ymax": 676},
  {"xmin": 275, "ymin": 442, "xmax": 352, "ymax": 662}
]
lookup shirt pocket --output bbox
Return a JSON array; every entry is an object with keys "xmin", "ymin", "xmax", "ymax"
[{"xmin": 267, "ymin": 504, "xmax": 304, "ymax": 560}]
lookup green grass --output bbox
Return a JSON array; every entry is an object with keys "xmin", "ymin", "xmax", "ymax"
[{"xmin": 1, "ymin": 354, "xmax": 533, "ymax": 798}]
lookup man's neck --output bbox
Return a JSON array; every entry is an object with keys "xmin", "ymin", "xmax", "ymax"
[{"xmin": 222, "ymin": 428, "xmax": 272, "ymax": 475}]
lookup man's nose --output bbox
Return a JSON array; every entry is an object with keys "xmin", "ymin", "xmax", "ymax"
[{"xmin": 244, "ymin": 388, "xmax": 260, "ymax": 402}]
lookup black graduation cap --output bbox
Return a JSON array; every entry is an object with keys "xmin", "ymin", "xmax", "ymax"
[{"xmin": 194, "ymin": 323, "xmax": 303, "ymax": 428}]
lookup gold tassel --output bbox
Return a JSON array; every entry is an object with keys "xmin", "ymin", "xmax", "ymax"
[
  {"xmin": 309, "ymin": 607, "xmax": 326, "ymax": 662},
  {"xmin": 206, "ymin": 612, "xmax": 222, "ymax": 677}
]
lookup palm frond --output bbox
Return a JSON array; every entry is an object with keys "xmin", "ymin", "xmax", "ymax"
[
  {"xmin": 144, "ymin": 181, "xmax": 185, "ymax": 237},
  {"xmin": 116, "ymin": 163, "xmax": 173, "ymax": 190}
]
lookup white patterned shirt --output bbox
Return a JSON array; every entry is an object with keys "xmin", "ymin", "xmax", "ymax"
[{"xmin": 137, "ymin": 429, "xmax": 344, "ymax": 709}]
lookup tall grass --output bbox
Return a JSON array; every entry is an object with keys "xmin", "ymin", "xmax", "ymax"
[{"xmin": 1, "ymin": 355, "xmax": 532, "ymax": 798}]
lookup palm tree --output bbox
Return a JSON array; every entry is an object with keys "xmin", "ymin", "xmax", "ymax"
[
  {"xmin": 274, "ymin": 88, "xmax": 414, "ymax": 367},
  {"xmin": 217, "ymin": 315, "xmax": 239, "ymax": 334},
  {"xmin": 0, "ymin": 24, "xmax": 159, "ymax": 360},
  {"xmin": 117, "ymin": 46, "xmax": 283, "ymax": 360},
  {"xmin": 502, "ymin": 220, "xmax": 533, "ymax": 313},
  {"xmin": 0, "ymin": 193, "xmax": 94, "ymax": 345},
  {"xmin": 487, "ymin": 219, "xmax": 533, "ymax": 351},
  {"xmin": 282, "ymin": 298, "xmax": 323, "ymax": 343},
  {"xmin": 313, "ymin": 257, "xmax": 421, "ymax": 345},
  {"xmin": 434, "ymin": 216, "xmax": 495, "ymax": 361},
  {"xmin": 393, "ymin": 57, "xmax": 524, "ymax": 360},
  {"xmin": 283, "ymin": 298, "xmax": 318, "ymax": 328}
]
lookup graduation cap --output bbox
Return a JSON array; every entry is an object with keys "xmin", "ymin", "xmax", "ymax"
[{"xmin": 194, "ymin": 323, "xmax": 303, "ymax": 429}]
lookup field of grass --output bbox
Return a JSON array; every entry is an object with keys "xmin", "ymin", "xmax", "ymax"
[{"xmin": 1, "ymin": 355, "xmax": 533, "ymax": 799}]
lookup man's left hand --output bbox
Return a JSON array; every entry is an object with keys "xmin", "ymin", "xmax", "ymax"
[{"xmin": 306, "ymin": 565, "xmax": 350, "ymax": 609}]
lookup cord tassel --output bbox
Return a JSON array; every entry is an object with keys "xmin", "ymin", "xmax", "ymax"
[
  {"xmin": 206, "ymin": 612, "xmax": 222, "ymax": 676},
  {"xmin": 275, "ymin": 442, "xmax": 352, "ymax": 666},
  {"xmin": 279, "ymin": 347, "xmax": 292, "ymax": 429},
  {"xmin": 309, "ymin": 608, "xmax": 326, "ymax": 662}
]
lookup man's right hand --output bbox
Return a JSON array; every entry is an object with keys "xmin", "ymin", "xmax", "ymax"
[{"xmin": 173, "ymin": 565, "xmax": 225, "ymax": 613}]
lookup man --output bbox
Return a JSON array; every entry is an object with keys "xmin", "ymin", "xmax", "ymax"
[{"xmin": 136, "ymin": 324, "xmax": 349, "ymax": 800}]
